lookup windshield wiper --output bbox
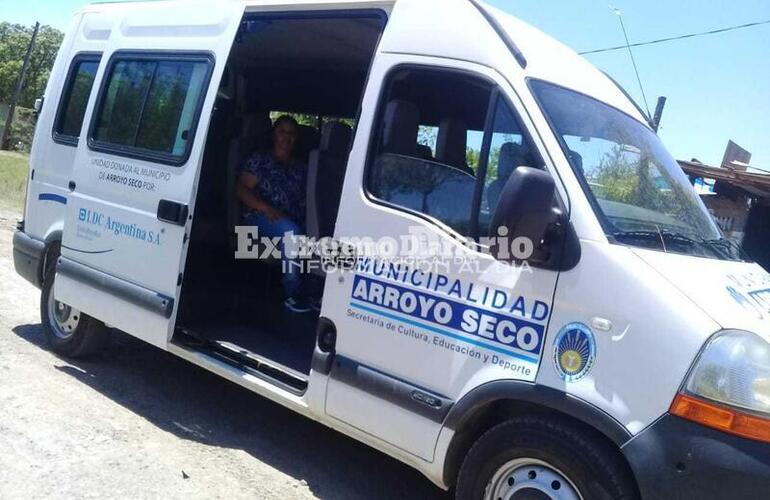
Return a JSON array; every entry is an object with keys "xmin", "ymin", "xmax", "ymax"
[
  {"xmin": 612, "ymin": 230, "xmax": 744, "ymax": 261},
  {"xmin": 612, "ymin": 229, "xmax": 698, "ymax": 248},
  {"xmin": 612, "ymin": 229, "xmax": 703, "ymax": 254},
  {"xmin": 699, "ymin": 236, "xmax": 747, "ymax": 261},
  {"xmin": 612, "ymin": 229, "xmax": 664, "ymax": 251}
]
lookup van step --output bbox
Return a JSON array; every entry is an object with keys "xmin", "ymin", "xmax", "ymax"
[
  {"xmin": 215, "ymin": 341, "xmax": 308, "ymax": 386},
  {"xmin": 174, "ymin": 329, "xmax": 308, "ymax": 394}
]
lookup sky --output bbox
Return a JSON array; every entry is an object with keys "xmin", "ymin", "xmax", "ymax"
[{"xmin": 1, "ymin": 0, "xmax": 768, "ymax": 169}]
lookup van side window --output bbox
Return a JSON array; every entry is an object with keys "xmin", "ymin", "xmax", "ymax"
[
  {"xmin": 366, "ymin": 66, "xmax": 539, "ymax": 239},
  {"xmin": 53, "ymin": 54, "xmax": 101, "ymax": 145},
  {"xmin": 90, "ymin": 53, "xmax": 213, "ymax": 165}
]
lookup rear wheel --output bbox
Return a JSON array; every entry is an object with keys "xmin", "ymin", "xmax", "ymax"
[
  {"xmin": 40, "ymin": 256, "xmax": 109, "ymax": 357},
  {"xmin": 455, "ymin": 415, "xmax": 638, "ymax": 500}
]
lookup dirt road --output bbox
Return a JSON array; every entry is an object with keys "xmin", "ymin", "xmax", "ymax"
[{"xmin": 0, "ymin": 210, "xmax": 446, "ymax": 500}]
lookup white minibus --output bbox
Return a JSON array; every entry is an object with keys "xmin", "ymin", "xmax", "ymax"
[{"xmin": 13, "ymin": 0, "xmax": 770, "ymax": 498}]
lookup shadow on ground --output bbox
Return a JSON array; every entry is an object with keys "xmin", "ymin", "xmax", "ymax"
[{"xmin": 12, "ymin": 323, "xmax": 447, "ymax": 500}]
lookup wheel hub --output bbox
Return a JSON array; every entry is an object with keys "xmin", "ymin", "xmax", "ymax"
[
  {"xmin": 485, "ymin": 458, "xmax": 582, "ymax": 500},
  {"xmin": 47, "ymin": 291, "xmax": 81, "ymax": 339}
]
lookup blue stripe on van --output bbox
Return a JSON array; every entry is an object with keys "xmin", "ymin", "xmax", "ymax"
[
  {"xmin": 61, "ymin": 244, "xmax": 113, "ymax": 255},
  {"xmin": 38, "ymin": 193, "xmax": 67, "ymax": 204}
]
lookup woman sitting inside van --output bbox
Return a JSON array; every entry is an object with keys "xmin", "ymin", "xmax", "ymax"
[{"xmin": 236, "ymin": 115, "xmax": 312, "ymax": 313}]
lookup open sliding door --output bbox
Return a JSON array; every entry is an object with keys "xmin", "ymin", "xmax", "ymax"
[{"xmin": 56, "ymin": 2, "xmax": 244, "ymax": 349}]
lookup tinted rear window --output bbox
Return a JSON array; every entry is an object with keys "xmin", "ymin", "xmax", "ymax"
[
  {"xmin": 90, "ymin": 54, "xmax": 213, "ymax": 165},
  {"xmin": 54, "ymin": 56, "xmax": 101, "ymax": 143}
]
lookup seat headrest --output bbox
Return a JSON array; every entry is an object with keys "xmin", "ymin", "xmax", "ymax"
[
  {"xmin": 436, "ymin": 118, "xmax": 467, "ymax": 169},
  {"xmin": 382, "ymin": 100, "xmax": 419, "ymax": 155},
  {"xmin": 499, "ymin": 142, "xmax": 531, "ymax": 179},
  {"xmin": 568, "ymin": 150, "xmax": 584, "ymax": 174},
  {"xmin": 242, "ymin": 112, "xmax": 271, "ymax": 140},
  {"xmin": 415, "ymin": 143, "xmax": 433, "ymax": 160},
  {"xmin": 321, "ymin": 121, "xmax": 352, "ymax": 156},
  {"xmin": 295, "ymin": 124, "xmax": 320, "ymax": 159},
  {"xmin": 297, "ymin": 124, "xmax": 319, "ymax": 144}
]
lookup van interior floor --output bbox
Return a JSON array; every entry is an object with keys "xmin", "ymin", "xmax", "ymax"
[
  {"xmin": 177, "ymin": 316, "xmax": 317, "ymax": 376},
  {"xmin": 175, "ymin": 262, "xmax": 319, "ymax": 378}
]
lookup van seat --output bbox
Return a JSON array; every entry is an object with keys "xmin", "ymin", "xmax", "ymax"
[
  {"xmin": 227, "ymin": 111, "xmax": 272, "ymax": 250},
  {"xmin": 242, "ymin": 112, "xmax": 273, "ymax": 154},
  {"xmin": 297, "ymin": 124, "xmax": 320, "ymax": 164},
  {"xmin": 306, "ymin": 121, "xmax": 353, "ymax": 240},
  {"xmin": 436, "ymin": 117, "xmax": 474, "ymax": 176},
  {"xmin": 487, "ymin": 142, "xmax": 531, "ymax": 211},
  {"xmin": 415, "ymin": 143, "xmax": 434, "ymax": 160},
  {"xmin": 382, "ymin": 99, "xmax": 419, "ymax": 156}
]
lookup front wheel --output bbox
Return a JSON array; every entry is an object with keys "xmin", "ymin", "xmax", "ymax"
[
  {"xmin": 40, "ymin": 258, "xmax": 109, "ymax": 357},
  {"xmin": 455, "ymin": 416, "xmax": 638, "ymax": 500}
]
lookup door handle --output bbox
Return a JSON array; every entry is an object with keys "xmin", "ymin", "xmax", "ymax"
[
  {"xmin": 157, "ymin": 199, "xmax": 189, "ymax": 226},
  {"xmin": 68, "ymin": 180, "xmax": 76, "ymax": 191},
  {"xmin": 312, "ymin": 317, "xmax": 336, "ymax": 375}
]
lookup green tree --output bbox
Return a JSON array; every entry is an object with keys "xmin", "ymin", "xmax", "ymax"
[
  {"xmin": 269, "ymin": 111, "xmax": 318, "ymax": 127},
  {"xmin": 589, "ymin": 144, "xmax": 639, "ymax": 204},
  {"xmin": 0, "ymin": 23, "xmax": 64, "ymax": 151},
  {"xmin": 588, "ymin": 143, "xmax": 712, "ymax": 234},
  {"xmin": 0, "ymin": 22, "xmax": 64, "ymax": 107},
  {"xmin": 465, "ymin": 147, "xmax": 479, "ymax": 171}
]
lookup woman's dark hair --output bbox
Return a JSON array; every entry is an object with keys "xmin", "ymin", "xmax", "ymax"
[{"xmin": 273, "ymin": 114, "xmax": 299, "ymax": 132}]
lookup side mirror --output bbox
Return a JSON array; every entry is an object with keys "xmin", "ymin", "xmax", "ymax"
[{"xmin": 489, "ymin": 167, "xmax": 580, "ymax": 270}]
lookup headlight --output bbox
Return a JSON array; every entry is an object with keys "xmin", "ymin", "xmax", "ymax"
[
  {"xmin": 684, "ymin": 330, "xmax": 770, "ymax": 415},
  {"xmin": 671, "ymin": 330, "xmax": 770, "ymax": 443}
]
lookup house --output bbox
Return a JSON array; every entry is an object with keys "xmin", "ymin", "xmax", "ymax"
[{"xmin": 679, "ymin": 157, "xmax": 770, "ymax": 270}]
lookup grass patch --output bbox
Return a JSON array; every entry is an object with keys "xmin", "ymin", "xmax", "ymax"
[
  {"xmin": 0, "ymin": 106, "xmax": 36, "ymax": 153},
  {"xmin": 0, "ymin": 150, "xmax": 30, "ymax": 213}
]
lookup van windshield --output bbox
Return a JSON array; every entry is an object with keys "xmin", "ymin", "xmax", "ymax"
[{"xmin": 531, "ymin": 80, "xmax": 745, "ymax": 261}]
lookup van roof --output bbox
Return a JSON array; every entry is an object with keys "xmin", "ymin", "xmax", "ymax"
[
  {"xmin": 85, "ymin": 0, "xmax": 394, "ymax": 8},
  {"xmin": 75, "ymin": 0, "xmax": 647, "ymax": 125},
  {"xmin": 485, "ymin": 4, "xmax": 649, "ymax": 123}
]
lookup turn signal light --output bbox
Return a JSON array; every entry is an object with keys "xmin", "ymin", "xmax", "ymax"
[{"xmin": 670, "ymin": 393, "xmax": 770, "ymax": 444}]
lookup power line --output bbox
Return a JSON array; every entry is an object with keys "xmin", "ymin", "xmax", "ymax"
[
  {"xmin": 751, "ymin": 166, "xmax": 770, "ymax": 175},
  {"xmin": 580, "ymin": 19, "xmax": 770, "ymax": 55}
]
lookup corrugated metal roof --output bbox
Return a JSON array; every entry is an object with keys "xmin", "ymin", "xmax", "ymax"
[{"xmin": 679, "ymin": 159, "xmax": 770, "ymax": 198}]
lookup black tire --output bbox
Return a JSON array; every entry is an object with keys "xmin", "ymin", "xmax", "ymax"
[
  {"xmin": 455, "ymin": 415, "xmax": 638, "ymax": 500},
  {"xmin": 40, "ymin": 256, "xmax": 109, "ymax": 358}
]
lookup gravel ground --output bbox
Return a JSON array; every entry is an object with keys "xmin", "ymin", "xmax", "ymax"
[{"xmin": 0, "ymin": 209, "xmax": 447, "ymax": 500}]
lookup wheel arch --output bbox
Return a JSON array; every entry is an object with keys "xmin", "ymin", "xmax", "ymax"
[
  {"xmin": 41, "ymin": 229, "xmax": 63, "ymax": 277},
  {"xmin": 441, "ymin": 381, "xmax": 635, "ymax": 488}
]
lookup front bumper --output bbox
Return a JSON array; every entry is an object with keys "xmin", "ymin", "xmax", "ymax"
[
  {"xmin": 623, "ymin": 413, "xmax": 770, "ymax": 499},
  {"xmin": 12, "ymin": 230, "xmax": 45, "ymax": 288}
]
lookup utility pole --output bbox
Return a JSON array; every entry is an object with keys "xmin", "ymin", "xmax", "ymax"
[
  {"xmin": 652, "ymin": 96, "xmax": 667, "ymax": 132},
  {"xmin": 1, "ymin": 22, "xmax": 40, "ymax": 151}
]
